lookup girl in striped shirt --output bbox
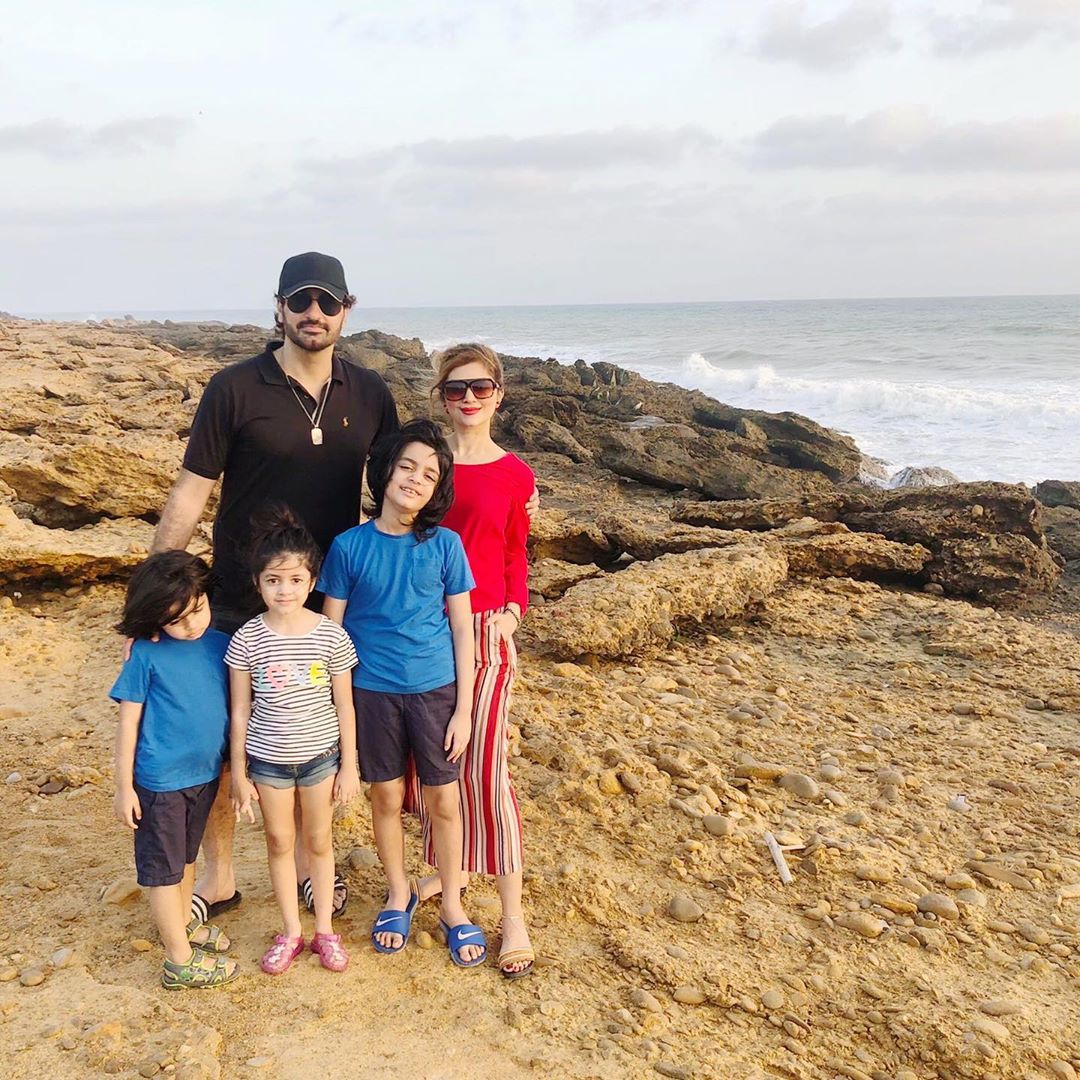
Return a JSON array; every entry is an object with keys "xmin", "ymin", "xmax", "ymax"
[{"xmin": 227, "ymin": 508, "xmax": 360, "ymax": 975}]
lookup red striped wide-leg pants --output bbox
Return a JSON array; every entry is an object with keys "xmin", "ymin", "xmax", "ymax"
[{"xmin": 406, "ymin": 609, "xmax": 523, "ymax": 875}]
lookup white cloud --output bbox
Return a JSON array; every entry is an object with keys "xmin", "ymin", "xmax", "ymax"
[
  {"xmin": 752, "ymin": 107, "xmax": 1080, "ymax": 171},
  {"xmin": 0, "ymin": 116, "xmax": 193, "ymax": 159},
  {"xmin": 754, "ymin": 0, "xmax": 899, "ymax": 70},
  {"xmin": 928, "ymin": 0, "xmax": 1080, "ymax": 55}
]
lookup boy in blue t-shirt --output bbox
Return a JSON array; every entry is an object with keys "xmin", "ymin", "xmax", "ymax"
[
  {"xmin": 320, "ymin": 418, "xmax": 486, "ymax": 967},
  {"xmin": 110, "ymin": 552, "xmax": 239, "ymax": 989}
]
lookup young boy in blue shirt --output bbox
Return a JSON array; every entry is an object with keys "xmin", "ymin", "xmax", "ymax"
[
  {"xmin": 110, "ymin": 551, "xmax": 239, "ymax": 989},
  {"xmin": 320, "ymin": 418, "xmax": 486, "ymax": 967}
]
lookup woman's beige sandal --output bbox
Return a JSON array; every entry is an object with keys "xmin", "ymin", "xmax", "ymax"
[
  {"xmin": 498, "ymin": 916, "xmax": 534, "ymax": 980},
  {"xmin": 162, "ymin": 949, "xmax": 239, "ymax": 990},
  {"xmin": 186, "ymin": 918, "xmax": 231, "ymax": 954}
]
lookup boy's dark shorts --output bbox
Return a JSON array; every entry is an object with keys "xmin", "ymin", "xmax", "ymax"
[
  {"xmin": 354, "ymin": 682, "xmax": 460, "ymax": 787},
  {"xmin": 133, "ymin": 778, "xmax": 220, "ymax": 887}
]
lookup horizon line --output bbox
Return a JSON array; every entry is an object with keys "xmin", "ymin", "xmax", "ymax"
[{"xmin": 15, "ymin": 290, "xmax": 1080, "ymax": 318}]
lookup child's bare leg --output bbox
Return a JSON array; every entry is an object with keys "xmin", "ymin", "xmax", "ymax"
[
  {"xmin": 149, "ymin": 882, "xmax": 193, "ymax": 964},
  {"xmin": 257, "ymin": 784, "xmax": 302, "ymax": 939},
  {"xmin": 297, "ymin": 777, "xmax": 336, "ymax": 937},
  {"xmin": 193, "ymin": 770, "xmax": 236, "ymax": 905},
  {"xmin": 424, "ymin": 781, "xmax": 483, "ymax": 964},
  {"xmin": 370, "ymin": 778, "xmax": 409, "ymax": 950},
  {"xmin": 497, "ymin": 870, "xmax": 532, "ymax": 972}
]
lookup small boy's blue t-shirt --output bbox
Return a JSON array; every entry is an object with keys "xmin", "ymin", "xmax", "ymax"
[
  {"xmin": 109, "ymin": 630, "xmax": 230, "ymax": 792},
  {"xmin": 318, "ymin": 521, "xmax": 475, "ymax": 693}
]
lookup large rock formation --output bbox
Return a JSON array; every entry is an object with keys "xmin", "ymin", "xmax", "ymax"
[
  {"xmin": 0, "ymin": 507, "xmax": 155, "ymax": 585},
  {"xmin": 1035, "ymin": 479, "xmax": 1080, "ymax": 510},
  {"xmin": 527, "ymin": 545, "xmax": 788, "ymax": 659},
  {"xmin": 0, "ymin": 317, "xmax": 1068, "ymax": 610},
  {"xmin": 674, "ymin": 483, "xmax": 1060, "ymax": 603}
]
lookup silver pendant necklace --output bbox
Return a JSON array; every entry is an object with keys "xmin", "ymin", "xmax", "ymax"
[{"xmin": 286, "ymin": 377, "xmax": 331, "ymax": 445}]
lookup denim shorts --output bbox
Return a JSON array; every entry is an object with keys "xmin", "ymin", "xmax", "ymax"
[{"xmin": 247, "ymin": 744, "xmax": 340, "ymax": 790}]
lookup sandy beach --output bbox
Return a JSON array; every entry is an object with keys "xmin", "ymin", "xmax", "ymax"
[{"xmin": 1, "ymin": 317, "xmax": 1078, "ymax": 1080}]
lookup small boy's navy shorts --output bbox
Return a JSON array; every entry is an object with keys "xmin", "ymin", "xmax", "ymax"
[
  {"xmin": 133, "ymin": 778, "xmax": 219, "ymax": 887},
  {"xmin": 354, "ymin": 682, "xmax": 461, "ymax": 787}
]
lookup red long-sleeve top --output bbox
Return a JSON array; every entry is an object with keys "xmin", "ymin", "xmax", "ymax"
[{"xmin": 442, "ymin": 453, "xmax": 533, "ymax": 615}]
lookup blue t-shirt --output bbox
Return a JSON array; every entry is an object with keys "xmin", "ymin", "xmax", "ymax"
[
  {"xmin": 318, "ymin": 521, "xmax": 475, "ymax": 694},
  {"xmin": 108, "ymin": 630, "xmax": 230, "ymax": 792}
]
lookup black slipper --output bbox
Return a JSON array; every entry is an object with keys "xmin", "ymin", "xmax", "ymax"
[
  {"xmin": 190, "ymin": 890, "xmax": 242, "ymax": 924},
  {"xmin": 299, "ymin": 875, "xmax": 348, "ymax": 918}
]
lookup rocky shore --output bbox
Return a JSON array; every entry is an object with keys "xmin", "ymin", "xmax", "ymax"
[{"xmin": 1, "ymin": 317, "xmax": 1078, "ymax": 1080}]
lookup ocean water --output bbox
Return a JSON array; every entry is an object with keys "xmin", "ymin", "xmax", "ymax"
[{"xmin": 39, "ymin": 295, "xmax": 1079, "ymax": 485}]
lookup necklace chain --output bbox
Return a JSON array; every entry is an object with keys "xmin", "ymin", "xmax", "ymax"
[{"xmin": 287, "ymin": 377, "xmax": 331, "ymax": 430}]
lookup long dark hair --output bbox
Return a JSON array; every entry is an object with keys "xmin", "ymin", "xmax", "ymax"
[
  {"xmin": 248, "ymin": 504, "xmax": 322, "ymax": 579},
  {"xmin": 117, "ymin": 551, "xmax": 213, "ymax": 639},
  {"xmin": 367, "ymin": 418, "xmax": 454, "ymax": 540}
]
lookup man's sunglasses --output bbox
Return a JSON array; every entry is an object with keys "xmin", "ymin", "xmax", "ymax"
[
  {"xmin": 284, "ymin": 290, "xmax": 343, "ymax": 317},
  {"xmin": 440, "ymin": 378, "xmax": 501, "ymax": 401}
]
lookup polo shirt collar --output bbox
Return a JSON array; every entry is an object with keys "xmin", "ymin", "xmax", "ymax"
[{"xmin": 257, "ymin": 341, "xmax": 346, "ymax": 386}]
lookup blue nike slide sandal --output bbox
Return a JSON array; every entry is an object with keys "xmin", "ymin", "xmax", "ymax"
[
  {"xmin": 371, "ymin": 888, "xmax": 419, "ymax": 954},
  {"xmin": 439, "ymin": 920, "xmax": 488, "ymax": 968}
]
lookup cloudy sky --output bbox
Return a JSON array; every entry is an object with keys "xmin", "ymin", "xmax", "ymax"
[{"xmin": 4, "ymin": 0, "xmax": 1080, "ymax": 311}]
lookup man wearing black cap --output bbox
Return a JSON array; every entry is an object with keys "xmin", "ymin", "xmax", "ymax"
[{"xmin": 151, "ymin": 252, "xmax": 398, "ymax": 920}]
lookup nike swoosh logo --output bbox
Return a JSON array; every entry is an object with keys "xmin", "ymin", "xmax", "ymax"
[
  {"xmin": 374, "ymin": 917, "xmax": 401, "ymax": 927},
  {"xmin": 456, "ymin": 930, "xmax": 482, "ymax": 940}
]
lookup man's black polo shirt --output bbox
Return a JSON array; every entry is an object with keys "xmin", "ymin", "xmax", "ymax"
[{"xmin": 182, "ymin": 341, "xmax": 399, "ymax": 616}]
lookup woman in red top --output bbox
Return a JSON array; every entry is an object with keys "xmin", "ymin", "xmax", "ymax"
[{"xmin": 412, "ymin": 342, "xmax": 535, "ymax": 979}]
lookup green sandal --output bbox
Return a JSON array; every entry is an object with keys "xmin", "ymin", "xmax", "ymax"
[
  {"xmin": 162, "ymin": 949, "xmax": 240, "ymax": 990},
  {"xmin": 186, "ymin": 917, "xmax": 231, "ymax": 954}
]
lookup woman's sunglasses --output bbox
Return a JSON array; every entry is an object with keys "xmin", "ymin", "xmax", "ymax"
[
  {"xmin": 284, "ymin": 290, "xmax": 343, "ymax": 317},
  {"xmin": 440, "ymin": 378, "xmax": 501, "ymax": 401}
]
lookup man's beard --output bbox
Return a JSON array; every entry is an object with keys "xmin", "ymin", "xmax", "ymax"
[{"xmin": 283, "ymin": 318, "xmax": 340, "ymax": 352}]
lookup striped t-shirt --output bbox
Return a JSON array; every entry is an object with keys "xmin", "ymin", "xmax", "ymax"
[{"xmin": 224, "ymin": 614, "xmax": 358, "ymax": 765}]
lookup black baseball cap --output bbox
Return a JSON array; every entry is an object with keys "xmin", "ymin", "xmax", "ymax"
[{"xmin": 277, "ymin": 252, "xmax": 349, "ymax": 302}]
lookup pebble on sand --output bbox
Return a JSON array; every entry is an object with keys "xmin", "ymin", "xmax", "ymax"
[
  {"xmin": 102, "ymin": 879, "xmax": 141, "ymax": 906},
  {"xmin": 130, "ymin": 939, "xmax": 152, "ymax": 953},
  {"xmin": 19, "ymin": 968, "xmax": 45, "ymax": 987},
  {"xmin": 702, "ymin": 814, "xmax": 733, "ymax": 837},
  {"xmin": 673, "ymin": 986, "xmax": 706, "ymax": 1005},
  {"xmin": 631, "ymin": 988, "xmax": 663, "ymax": 1013},
  {"xmin": 777, "ymin": 772, "xmax": 820, "ymax": 801},
  {"xmin": 667, "ymin": 894, "xmax": 704, "ymax": 923},
  {"xmin": 917, "ymin": 893, "xmax": 960, "ymax": 921},
  {"xmin": 835, "ymin": 911, "xmax": 887, "ymax": 939},
  {"xmin": 978, "ymin": 999, "xmax": 1023, "ymax": 1016}
]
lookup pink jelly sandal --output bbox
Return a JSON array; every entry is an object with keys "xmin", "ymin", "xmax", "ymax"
[
  {"xmin": 260, "ymin": 934, "xmax": 305, "ymax": 975},
  {"xmin": 310, "ymin": 931, "xmax": 349, "ymax": 972}
]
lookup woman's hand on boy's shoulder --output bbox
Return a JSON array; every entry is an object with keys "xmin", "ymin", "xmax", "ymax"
[
  {"xmin": 113, "ymin": 786, "xmax": 141, "ymax": 830},
  {"xmin": 333, "ymin": 764, "xmax": 361, "ymax": 806},
  {"xmin": 230, "ymin": 773, "xmax": 259, "ymax": 823},
  {"xmin": 524, "ymin": 485, "xmax": 540, "ymax": 520}
]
